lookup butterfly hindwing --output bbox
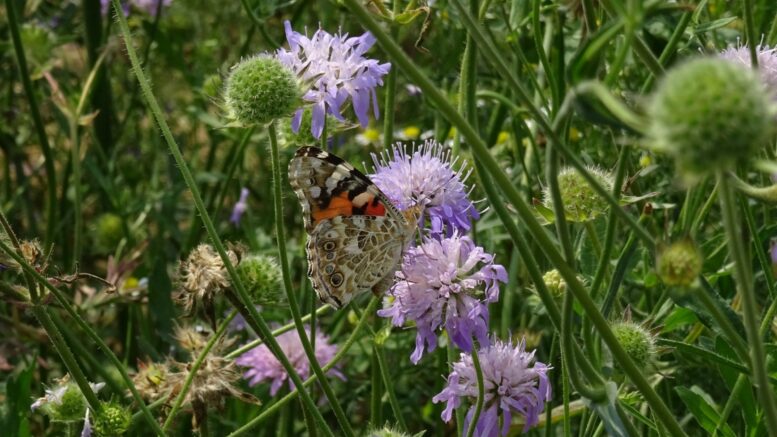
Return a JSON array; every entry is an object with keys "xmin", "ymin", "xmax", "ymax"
[{"xmin": 306, "ymin": 215, "xmax": 405, "ymax": 308}]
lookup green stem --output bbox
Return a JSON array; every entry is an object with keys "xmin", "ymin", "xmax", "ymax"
[
  {"xmin": 228, "ymin": 297, "xmax": 381, "ymax": 437},
  {"xmin": 268, "ymin": 122, "xmax": 354, "ymax": 436},
  {"xmin": 452, "ymin": 0, "xmax": 655, "ymax": 248},
  {"xmin": 31, "ymin": 305, "xmax": 102, "ymax": 413},
  {"xmin": 447, "ymin": 334, "xmax": 465, "ymax": 436},
  {"xmin": 374, "ymin": 344, "xmax": 407, "ymax": 430},
  {"xmin": 163, "ymin": 311, "xmax": 238, "ymax": 430},
  {"xmin": 4, "ymin": 0, "xmax": 58, "ymax": 249},
  {"xmin": 225, "ymin": 305, "xmax": 332, "ymax": 359},
  {"xmin": 382, "ymin": 0, "xmax": 400, "ymax": 149},
  {"xmin": 70, "ymin": 119, "xmax": 82, "ymax": 269},
  {"xmin": 716, "ymin": 172, "xmax": 777, "ymax": 435},
  {"xmin": 562, "ymin": 290, "xmax": 607, "ymax": 401},
  {"xmin": 466, "ymin": 339, "xmax": 485, "ymax": 437},
  {"xmin": 742, "ymin": 0, "xmax": 759, "ymax": 67},
  {"xmin": 343, "ymin": 2, "xmax": 683, "ymax": 434},
  {"xmin": 110, "ymin": 2, "xmax": 332, "ymax": 434},
  {"xmin": 0, "ymin": 239, "xmax": 165, "ymax": 435}
]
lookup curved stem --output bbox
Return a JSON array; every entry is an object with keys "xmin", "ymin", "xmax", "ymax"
[
  {"xmin": 717, "ymin": 172, "xmax": 777, "ymax": 435},
  {"xmin": 342, "ymin": 2, "xmax": 683, "ymax": 434},
  {"xmin": 466, "ymin": 339, "xmax": 485, "ymax": 437},
  {"xmin": 562, "ymin": 291, "xmax": 607, "ymax": 401},
  {"xmin": 268, "ymin": 122, "xmax": 354, "ymax": 436},
  {"xmin": 31, "ymin": 305, "xmax": 102, "ymax": 413},
  {"xmin": 0, "ymin": 239, "xmax": 165, "ymax": 435},
  {"xmin": 110, "ymin": 2, "xmax": 333, "ymax": 434}
]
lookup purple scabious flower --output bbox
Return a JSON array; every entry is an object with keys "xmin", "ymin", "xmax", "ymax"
[
  {"xmin": 378, "ymin": 233, "xmax": 507, "ymax": 363},
  {"xmin": 433, "ymin": 337, "xmax": 552, "ymax": 436},
  {"xmin": 276, "ymin": 21, "xmax": 391, "ymax": 139},
  {"xmin": 719, "ymin": 44, "xmax": 777, "ymax": 97},
  {"xmin": 100, "ymin": 0, "xmax": 170, "ymax": 16},
  {"xmin": 235, "ymin": 325, "xmax": 343, "ymax": 395},
  {"xmin": 230, "ymin": 187, "xmax": 250, "ymax": 225},
  {"xmin": 370, "ymin": 140, "xmax": 480, "ymax": 237}
]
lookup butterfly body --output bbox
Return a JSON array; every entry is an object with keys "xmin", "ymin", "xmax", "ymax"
[{"xmin": 288, "ymin": 146, "xmax": 417, "ymax": 308}]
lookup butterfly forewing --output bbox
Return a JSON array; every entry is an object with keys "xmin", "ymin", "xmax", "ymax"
[{"xmin": 288, "ymin": 146, "xmax": 411, "ymax": 308}]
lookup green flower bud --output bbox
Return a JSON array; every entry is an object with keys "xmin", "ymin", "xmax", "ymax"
[
  {"xmin": 93, "ymin": 213, "xmax": 124, "ymax": 252},
  {"xmin": 92, "ymin": 401, "xmax": 131, "ymax": 436},
  {"xmin": 647, "ymin": 58, "xmax": 773, "ymax": 177},
  {"xmin": 237, "ymin": 254, "xmax": 284, "ymax": 305},
  {"xmin": 49, "ymin": 384, "xmax": 87, "ymax": 422},
  {"xmin": 544, "ymin": 166, "xmax": 614, "ymax": 222},
  {"xmin": 542, "ymin": 269, "xmax": 567, "ymax": 298},
  {"xmin": 611, "ymin": 321, "xmax": 655, "ymax": 366},
  {"xmin": 224, "ymin": 56, "xmax": 301, "ymax": 126},
  {"xmin": 657, "ymin": 239, "xmax": 703, "ymax": 287}
]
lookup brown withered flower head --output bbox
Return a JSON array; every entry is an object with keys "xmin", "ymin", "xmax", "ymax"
[
  {"xmin": 166, "ymin": 326, "xmax": 260, "ymax": 428},
  {"xmin": 175, "ymin": 243, "xmax": 244, "ymax": 317}
]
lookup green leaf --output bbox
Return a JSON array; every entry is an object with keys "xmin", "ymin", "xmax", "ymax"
[
  {"xmin": 567, "ymin": 20, "xmax": 625, "ymax": 84},
  {"xmin": 693, "ymin": 17, "xmax": 738, "ymax": 34},
  {"xmin": 715, "ymin": 337, "xmax": 757, "ymax": 433},
  {"xmin": 4, "ymin": 365, "xmax": 33, "ymax": 437},
  {"xmin": 675, "ymin": 386, "xmax": 736, "ymax": 437},
  {"xmin": 661, "ymin": 307, "xmax": 698, "ymax": 333}
]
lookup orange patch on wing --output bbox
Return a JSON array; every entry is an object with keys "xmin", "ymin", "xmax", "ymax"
[{"xmin": 312, "ymin": 193, "xmax": 353, "ymax": 223}]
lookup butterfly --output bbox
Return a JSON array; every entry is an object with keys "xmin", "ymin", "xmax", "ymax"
[{"xmin": 288, "ymin": 146, "xmax": 419, "ymax": 309}]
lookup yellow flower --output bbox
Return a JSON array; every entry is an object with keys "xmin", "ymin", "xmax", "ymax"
[
  {"xmin": 402, "ymin": 126, "xmax": 421, "ymax": 139},
  {"xmin": 568, "ymin": 127, "xmax": 582, "ymax": 142},
  {"xmin": 364, "ymin": 127, "xmax": 381, "ymax": 142},
  {"xmin": 496, "ymin": 131, "xmax": 510, "ymax": 144},
  {"xmin": 639, "ymin": 154, "xmax": 652, "ymax": 168}
]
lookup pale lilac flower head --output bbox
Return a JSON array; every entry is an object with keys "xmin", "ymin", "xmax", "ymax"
[
  {"xmin": 230, "ymin": 187, "xmax": 250, "ymax": 225},
  {"xmin": 378, "ymin": 233, "xmax": 507, "ymax": 363},
  {"xmin": 370, "ymin": 140, "xmax": 480, "ymax": 237},
  {"xmin": 235, "ymin": 325, "xmax": 343, "ymax": 395},
  {"xmin": 276, "ymin": 21, "xmax": 391, "ymax": 138},
  {"xmin": 433, "ymin": 337, "xmax": 552, "ymax": 436},
  {"xmin": 101, "ymin": 0, "xmax": 170, "ymax": 16},
  {"xmin": 719, "ymin": 44, "xmax": 777, "ymax": 97},
  {"xmin": 133, "ymin": 0, "xmax": 172, "ymax": 15}
]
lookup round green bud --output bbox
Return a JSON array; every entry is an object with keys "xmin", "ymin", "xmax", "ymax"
[
  {"xmin": 657, "ymin": 239, "xmax": 702, "ymax": 287},
  {"xmin": 92, "ymin": 401, "xmax": 131, "ymax": 436},
  {"xmin": 94, "ymin": 213, "xmax": 124, "ymax": 251},
  {"xmin": 224, "ymin": 56, "xmax": 301, "ymax": 126},
  {"xmin": 611, "ymin": 322, "xmax": 655, "ymax": 366},
  {"xmin": 544, "ymin": 166, "xmax": 614, "ymax": 222},
  {"xmin": 542, "ymin": 269, "xmax": 567, "ymax": 299},
  {"xmin": 237, "ymin": 254, "xmax": 284, "ymax": 305},
  {"xmin": 49, "ymin": 384, "xmax": 87, "ymax": 422},
  {"xmin": 647, "ymin": 57, "xmax": 773, "ymax": 177}
]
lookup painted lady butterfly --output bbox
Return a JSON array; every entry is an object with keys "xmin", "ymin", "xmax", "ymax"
[{"xmin": 288, "ymin": 146, "xmax": 418, "ymax": 309}]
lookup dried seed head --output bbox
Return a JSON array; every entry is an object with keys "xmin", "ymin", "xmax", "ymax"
[{"xmin": 175, "ymin": 243, "xmax": 242, "ymax": 313}]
